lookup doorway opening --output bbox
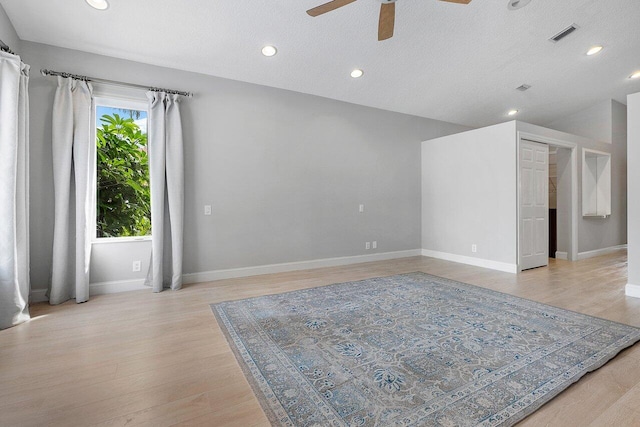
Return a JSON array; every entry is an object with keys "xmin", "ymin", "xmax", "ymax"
[{"xmin": 549, "ymin": 148, "xmax": 557, "ymax": 258}]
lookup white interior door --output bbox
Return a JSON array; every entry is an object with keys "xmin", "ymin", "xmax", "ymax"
[{"xmin": 519, "ymin": 140, "xmax": 549, "ymax": 270}]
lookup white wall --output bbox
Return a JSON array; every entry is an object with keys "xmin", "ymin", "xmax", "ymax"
[
  {"xmin": 421, "ymin": 122, "xmax": 518, "ymax": 272},
  {"xmin": 544, "ymin": 100, "xmax": 627, "ymax": 253},
  {"xmin": 627, "ymin": 92, "xmax": 640, "ymax": 297},
  {"xmin": 0, "ymin": 4, "xmax": 19, "ymax": 53},
  {"xmin": 22, "ymin": 41, "xmax": 469, "ymax": 293}
]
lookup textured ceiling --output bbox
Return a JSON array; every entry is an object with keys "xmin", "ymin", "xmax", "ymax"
[{"xmin": 2, "ymin": 0, "xmax": 640, "ymax": 127}]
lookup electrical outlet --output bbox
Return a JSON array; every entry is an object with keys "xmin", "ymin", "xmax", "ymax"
[
  {"xmin": 359, "ymin": 204, "xmax": 365, "ymax": 213},
  {"xmin": 204, "ymin": 205, "xmax": 212, "ymax": 215},
  {"xmin": 372, "ymin": 241, "xmax": 377, "ymax": 249},
  {"xmin": 365, "ymin": 242, "xmax": 371, "ymax": 250},
  {"xmin": 471, "ymin": 244, "xmax": 477, "ymax": 253},
  {"xmin": 132, "ymin": 260, "xmax": 141, "ymax": 272}
]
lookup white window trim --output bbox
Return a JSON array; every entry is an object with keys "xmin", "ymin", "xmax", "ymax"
[
  {"xmin": 92, "ymin": 236, "xmax": 152, "ymax": 244},
  {"xmin": 93, "ymin": 94, "xmax": 150, "ymax": 243}
]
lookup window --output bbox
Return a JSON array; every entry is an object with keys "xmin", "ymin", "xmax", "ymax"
[{"xmin": 94, "ymin": 97, "xmax": 151, "ymax": 239}]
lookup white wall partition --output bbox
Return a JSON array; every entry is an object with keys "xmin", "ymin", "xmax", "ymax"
[
  {"xmin": 421, "ymin": 119, "xmax": 621, "ymax": 273},
  {"xmin": 627, "ymin": 92, "xmax": 640, "ymax": 298},
  {"xmin": 421, "ymin": 122, "xmax": 519, "ymax": 273}
]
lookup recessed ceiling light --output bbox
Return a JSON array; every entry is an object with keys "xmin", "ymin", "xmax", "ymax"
[
  {"xmin": 586, "ymin": 45, "xmax": 603, "ymax": 56},
  {"xmin": 350, "ymin": 69, "xmax": 364, "ymax": 78},
  {"xmin": 630, "ymin": 71, "xmax": 640, "ymax": 79},
  {"xmin": 507, "ymin": 0, "xmax": 531, "ymax": 11},
  {"xmin": 86, "ymin": 0, "xmax": 109, "ymax": 10},
  {"xmin": 261, "ymin": 45, "xmax": 277, "ymax": 57},
  {"xmin": 507, "ymin": 109, "xmax": 519, "ymax": 116}
]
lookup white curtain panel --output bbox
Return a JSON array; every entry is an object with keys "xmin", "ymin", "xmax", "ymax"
[
  {"xmin": 49, "ymin": 77, "xmax": 95, "ymax": 305},
  {"xmin": 145, "ymin": 92, "xmax": 184, "ymax": 292},
  {"xmin": 0, "ymin": 51, "xmax": 30, "ymax": 330}
]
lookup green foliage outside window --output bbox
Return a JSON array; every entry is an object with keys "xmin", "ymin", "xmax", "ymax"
[{"xmin": 96, "ymin": 113, "xmax": 151, "ymax": 238}]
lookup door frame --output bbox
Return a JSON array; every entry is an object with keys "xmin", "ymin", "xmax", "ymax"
[{"xmin": 517, "ymin": 132, "xmax": 578, "ymax": 271}]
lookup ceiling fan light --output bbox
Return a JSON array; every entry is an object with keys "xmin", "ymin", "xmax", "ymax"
[
  {"xmin": 507, "ymin": 109, "xmax": 519, "ymax": 116},
  {"xmin": 630, "ymin": 71, "xmax": 640, "ymax": 79},
  {"xmin": 86, "ymin": 0, "xmax": 109, "ymax": 10},
  {"xmin": 261, "ymin": 45, "xmax": 277, "ymax": 57},
  {"xmin": 586, "ymin": 45, "xmax": 603, "ymax": 56},
  {"xmin": 350, "ymin": 69, "xmax": 364, "ymax": 78}
]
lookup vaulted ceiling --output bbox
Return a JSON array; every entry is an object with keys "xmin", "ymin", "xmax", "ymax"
[{"xmin": 2, "ymin": 0, "xmax": 640, "ymax": 127}]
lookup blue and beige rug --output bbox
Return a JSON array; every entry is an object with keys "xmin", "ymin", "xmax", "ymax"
[{"xmin": 211, "ymin": 272, "xmax": 640, "ymax": 426}]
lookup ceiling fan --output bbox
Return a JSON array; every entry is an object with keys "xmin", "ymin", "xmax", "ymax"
[{"xmin": 307, "ymin": 0, "xmax": 473, "ymax": 41}]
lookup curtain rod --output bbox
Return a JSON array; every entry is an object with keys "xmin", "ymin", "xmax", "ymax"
[
  {"xmin": 0, "ymin": 39, "xmax": 16, "ymax": 55},
  {"xmin": 40, "ymin": 68, "xmax": 193, "ymax": 98}
]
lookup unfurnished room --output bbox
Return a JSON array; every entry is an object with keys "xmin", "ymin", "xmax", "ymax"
[{"xmin": 1, "ymin": 0, "xmax": 640, "ymax": 426}]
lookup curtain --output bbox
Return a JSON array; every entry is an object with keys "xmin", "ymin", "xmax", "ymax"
[
  {"xmin": 0, "ymin": 52, "xmax": 30, "ymax": 329},
  {"xmin": 49, "ymin": 77, "xmax": 94, "ymax": 305},
  {"xmin": 145, "ymin": 91, "xmax": 184, "ymax": 292}
]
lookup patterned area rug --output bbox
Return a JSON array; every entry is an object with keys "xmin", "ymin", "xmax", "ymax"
[{"xmin": 211, "ymin": 273, "xmax": 640, "ymax": 426}]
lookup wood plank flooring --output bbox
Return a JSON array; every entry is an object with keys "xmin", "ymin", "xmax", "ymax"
[{"xmin": 1, "ymin": 251, "xmax": 639, "ymax": 426}]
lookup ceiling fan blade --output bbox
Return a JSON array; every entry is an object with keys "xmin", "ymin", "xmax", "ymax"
[
  {"xmin": 439, "ymin": 0, "xmax": 473, "ymax": 4},
  {"xmin": 378, "ymin": 2, "xmax": 395, "ymax": 41},
  {"xmin": 307, "ymin": 0, "xmax": 358, "ymax": 17}
]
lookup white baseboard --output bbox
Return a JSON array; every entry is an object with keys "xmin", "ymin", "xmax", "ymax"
[
  {"xmin": 626, "ymin": 283, "xmax": 640, "ymax": 299},
  {"xmin": 27, "ymin": 250, "xmax": 423, "ymax": 301},
  {"xmin": 555, "ymin": 251, "xmax": 568, "ymax": 260},
  {"xmin": 90, "ymin": 279, "xmax": 147, "ymax": 295},
  {"xmin": 29, "ymin": 289, "xmax": 48, "ymax": 303},
  {"xmin": 31, "ymin": 279, "xmax": 148, "ymax": 303},
  {"xmin": 183, "ymin": 249, "xmax": 423, "ymax": 284},
  {"xmin": 577, "ymin": 245, "xmax": 627, "ymax": 261},
  {"xmin": 421, "ymin": 249, "xmax": 518, "ymax": 274}
]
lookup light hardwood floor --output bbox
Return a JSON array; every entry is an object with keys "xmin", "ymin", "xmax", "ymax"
[{"xmin": 1, "ymin": 251, "xmax": 639, "ymax": 426}]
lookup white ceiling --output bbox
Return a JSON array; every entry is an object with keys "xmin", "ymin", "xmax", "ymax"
[{"xmin": 2, "ymin": 0, "xmax": 640, "ymax": 127}]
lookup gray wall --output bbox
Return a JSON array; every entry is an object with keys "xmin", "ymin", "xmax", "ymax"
[
  {"xmin": 0, "ymin": 4, "xmax": 19, "ymax": 53},
  {"xmin": 545, "ymin": 100, "xmax": 627, "ymax": 253},
  {"xmin": 628, "ymin": 92, "xmax": 640, "ymax": 287},
  {"xmin": 546, "ymin": 102, "xmax": 613, "ymax": 144},
  {"xmin": 421, "ymin": 122, "xmax": 518, "ymax": 265},
  {"xmin": 21, "ymin": 41, "xmax": 468, "ymax": 290}
]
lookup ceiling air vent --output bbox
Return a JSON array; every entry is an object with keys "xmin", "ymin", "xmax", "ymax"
[
  {"xmin": 516, "ymin": 84, "xmax": 532, "ymax": 92},
  {"xmin": 549, "ymin": 24, "xmax": 579, "ymax": 43}
]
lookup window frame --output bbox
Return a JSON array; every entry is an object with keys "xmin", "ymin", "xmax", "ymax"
[{"xmin": 92, "ymin": 94, "xmax": 151, "ymax": 243}]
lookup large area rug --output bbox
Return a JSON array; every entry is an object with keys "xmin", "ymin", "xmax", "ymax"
[{"xmin": 211, "ymin": 272, "xmax": 640, "ymax": 426}]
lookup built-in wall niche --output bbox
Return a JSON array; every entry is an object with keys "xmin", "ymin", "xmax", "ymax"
[{"xmin": 582, "ymin": 148, "xmax": 611, "ymax": 217}]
